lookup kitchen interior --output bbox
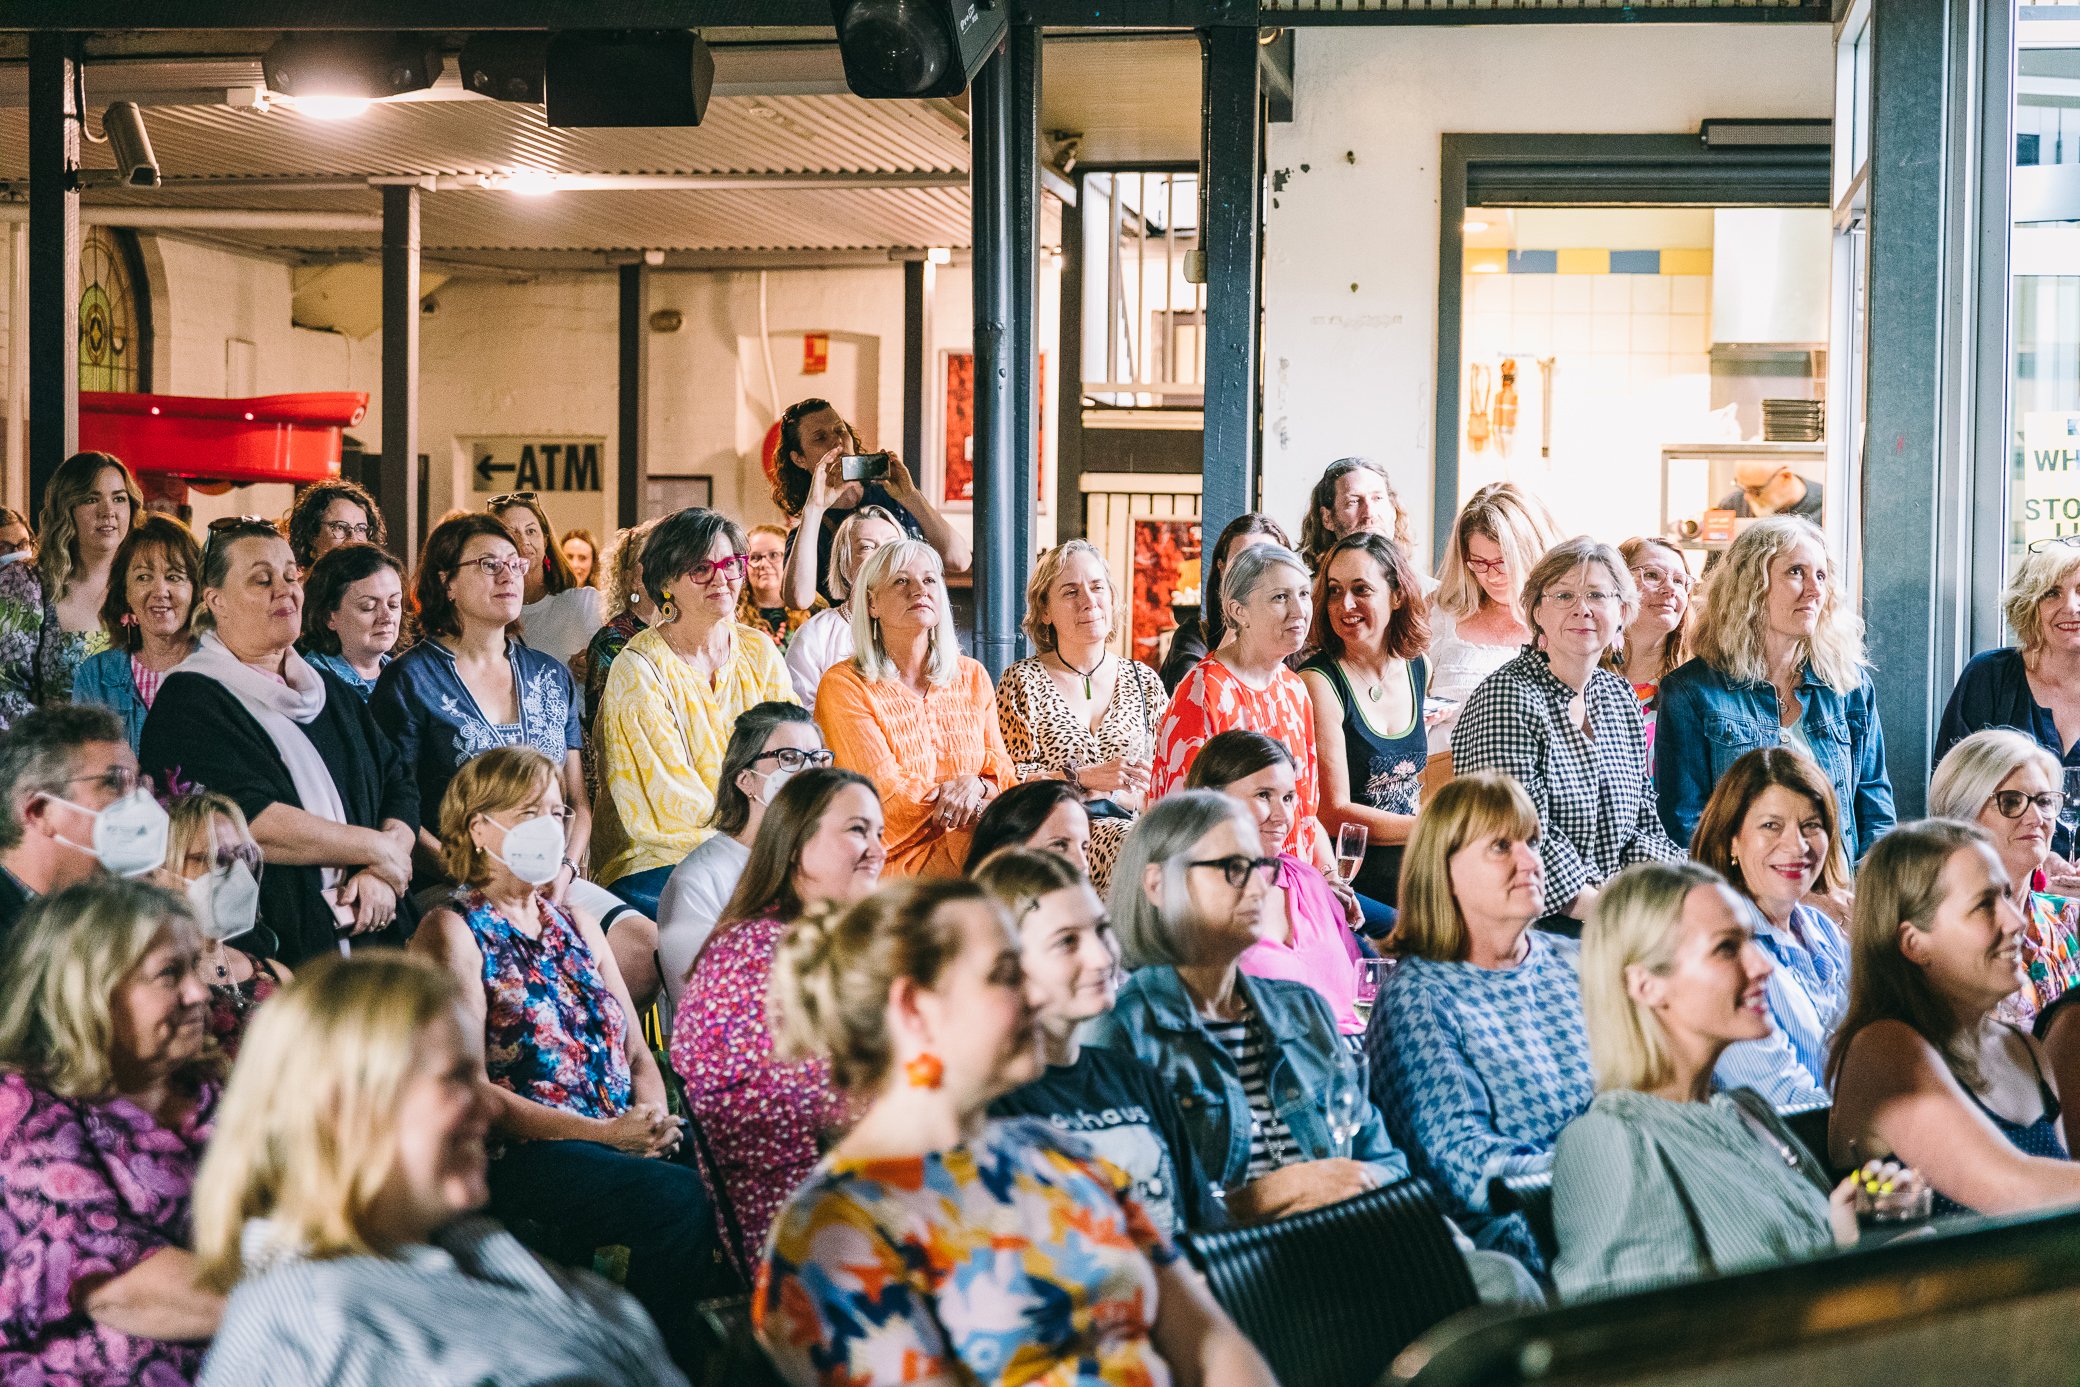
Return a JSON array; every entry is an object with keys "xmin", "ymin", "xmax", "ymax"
[{"xmin": 1457, "ymin": 206, "xmax": 1832, "ymax": 569}]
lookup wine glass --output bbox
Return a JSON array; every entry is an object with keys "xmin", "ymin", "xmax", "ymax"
[
  {"xmin": 1352, "ymin": 957, "xmax": 1392, "ymax": 1029},
  {"xmin": 1335, "ymin": 822, "xmax": 1369, "ymax": 886},
  {"xmin": 1326, "ymin": 1050, "xmax": 1367, "ymax": 1159},
  {"xmin": 2062, "ymin": 768, "xmax": 2080, "ymax": 846}
]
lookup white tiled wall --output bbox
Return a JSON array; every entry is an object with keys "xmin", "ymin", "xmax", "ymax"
[{"xmin": 1459, "ymin": 272, "xmax": 1719, "ymax": 543}]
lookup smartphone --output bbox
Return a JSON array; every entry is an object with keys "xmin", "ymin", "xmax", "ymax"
[{"xmin": 840, "ymin": 453, "xmax": 891, "ymax": 483}]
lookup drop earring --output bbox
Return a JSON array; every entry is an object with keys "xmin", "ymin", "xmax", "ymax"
[{"xmin": 903, "ymin": 1052, "xmax": 944, "ymax": 1089}]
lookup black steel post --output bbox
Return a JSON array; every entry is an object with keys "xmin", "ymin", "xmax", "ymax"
[
  {"xmin": 1010, "ymin": 24, "xmax": 1042, "ymax": 588},
  {"xmin": 903, "ymin": 259, "xmax": 927, "ymax": 472},
  {"xmin": 1198, "ymin": 26, "xmax": 1263, "ymax": 551},
  {"xmin": 380, "ymin": 182, "xmax": 422, "ymax": 556},
  {"xmin": 27, "ymin": 33, "xmax": 79, "ymax": 520},
  {"xmin": 618, "ymin": 262, "xmax": 649, "ymax": 528},
  {"xmin": 1055, "ymin": 169, "xmax": 1087, "ymax": 538},
  {"xmin": 970, "ymin": 36, "xmax": 1018, "ymax": 678}
]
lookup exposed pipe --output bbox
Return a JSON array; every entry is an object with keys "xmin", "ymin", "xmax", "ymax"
[
  {"xmin": 0, "ymin": 206, "xmax": 381, "ymax": 231},
  {"xmin": 0, "ymin": 170, "xmax": 969, "ymax": 198}
]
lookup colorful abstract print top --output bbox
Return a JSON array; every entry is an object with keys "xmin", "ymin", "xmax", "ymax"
[{"xmin": 755, "ymin": 1117, "xmax": 1179, "ymax": 1387}]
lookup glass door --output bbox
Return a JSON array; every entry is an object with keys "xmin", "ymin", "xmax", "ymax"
[{"xmin": 2011, "ymin": 12, "xmax": 2080, "ymax": 553}]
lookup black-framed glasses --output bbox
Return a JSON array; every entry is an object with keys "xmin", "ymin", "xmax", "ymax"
[
  {"xmin": 687, "ymin": 553, "xmax": 750, "ymax": 585},
  {"xmin": 1189, "ymin": 855, "xmax": 1279, "ymax": 889},
  {"xmin": 1988, "ymin": 790, "xmax": 2064, "ymax": 820},
  {"xmin": 452, "ymin": 555, "xmax": 529, "ymax": 581},
  {"xmin": 319, "ymin": 519, "xmax": 374, "ymax": 541},
  {"xmin": 754, "ymin": 747, "xmax": 834, "ymax": 772}
]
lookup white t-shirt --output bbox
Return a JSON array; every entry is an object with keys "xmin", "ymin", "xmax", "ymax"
[
  {"xmin": 656, "ymin": 832, "xmax": 752, "ymax": 1005},
  {"xmin": 784, "ymin": 605, "xmax": 856, "ymax": 712},
  {"xmin": 1424, "ymin": 608, "xmax": 1525, "ymax": 754},
  {"xmin": 519, "ymin": 586, "xmax": 603, "ymax": 669}
]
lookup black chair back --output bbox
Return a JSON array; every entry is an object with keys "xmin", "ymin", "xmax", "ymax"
[
  {"xmin": 1778, "ymin": 1102, "xmax": 1835, "ymax": 1175},
  {"xmin": 1486, "ymin": 1171, "xmax": 1556, "ymax": 1271},
  {"xmin": 1180, "ymin": 1177, "xmax": 1479, "ymax": 1387}
]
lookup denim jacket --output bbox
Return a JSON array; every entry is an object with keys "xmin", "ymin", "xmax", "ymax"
[
  {"xmin": 1085, "ymin": 966, "xmax": 1410, "ymax": 1193},
  {"xmin": 1654, "ymin": 656, "xmax": 1895, "ymax": 862},
  {"xmin": 70, "ymin": 647, "xmax": 148, "ymax": 750}
]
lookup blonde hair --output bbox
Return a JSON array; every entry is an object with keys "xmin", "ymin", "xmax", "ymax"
[
  {"xmin": 1433, "ymin": 483, "xmax": 1563, "ymax": 623},
  {"xmin": 1518, "ymin": 537, "xmax": 1637, "ymax": 645},
  {"xmin": 849, "ymin": 538, "xmax": 961, "ymax": 686},
  {"xmin": 436, "ymin": 746, "xmax": 561, "ymax": 886},
  {"xmin": 1929, "ymin": 728, "xmax": 2063, "ymax": 826},
  {"xmin": 1391, "ymin": 771, "xmax": 1542, "ymax": 962},
  {"xmin": 0, "ymin": 878, "xmax": 214, "ymax": 1100},
  {"xmin": 1603, "ymin": 536, "xmax": 1694, "ymax": 683},
  {"xmin": 1691, "ymin": 516, "xmax": 1866, "ymax": 694},
  {"xmin": 829, "ymin": 505, "xmax": 902, "ymax": 603},
  {"xmin": 768, "ymin": 877, "xmax": 997, "ymax": 1092},
  {"xmin": 1022, "ymin": 540, "xmax": 1117, "ymax": 653},
  {"xmin": 191, "ymin": 953, "xmax": 470, "ymax": 1290},
  {"xmin": 2003, "ymin": 545, "xmax": 2080, "ymax": 657},
  {"xmin": 604, "ymin": 519, "xmax": 658, "ymax": 617},
  {"xmin": 1581, "ymin": 860, "xmax": 1734, "ymax": 1093},
  {"xmin": 165, "ymin": 790, "xmax": 254, "ymax": 878}
]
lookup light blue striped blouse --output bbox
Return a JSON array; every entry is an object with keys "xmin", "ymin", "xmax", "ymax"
[{"xmin": 1713, "ymin": 901, "xmax": 1850, "ymax": 1108}]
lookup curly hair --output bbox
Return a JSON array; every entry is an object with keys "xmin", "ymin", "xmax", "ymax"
[
  {"xmin": 769, "ymin": 398, "xmax": 863, "ymax": 517},
  {"xmin": 1299, "ymin": 458, "xmax": 1412, "ymax": 566},
  {"xmin": 285, "ymin": 479, "xmax": 386, "ymax": 567},
  {"xmin": 1690, "ymin": 516, "xmax": 1865, "ymax": 695},
  {"xmin": 2001, "ymin": 543, "xmax": 2080, "ymax": 658}
]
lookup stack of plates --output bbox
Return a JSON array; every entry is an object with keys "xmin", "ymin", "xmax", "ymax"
[{"xmin": 1763, "ymin": 398, "xmax": 1824, "ymax": 442}]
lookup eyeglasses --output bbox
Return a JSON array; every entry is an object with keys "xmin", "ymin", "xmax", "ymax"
[
  {"xmin": 686, "ymin": 553, "xmax": 750, "ymax": 585},
  {"xmin": 1189, "ymin": 855, "xmax": 1279, "ymax": 889},
  {"xmin": 1541, "ymin": 588, "xmax": 1621, "ymax": 609},
  {"xmin": 452, "ymin": 556, "xmax": 530, "ymax": 581},
  {"xmin": 1987, "ymin": 790, "xmax": 2065, "ymax": 820},
  {"xmin": 747, "ymin": 551, "xmax": 785, "ymax": 567},
  {"xmin": 2029, "ymin": 535, "xmax": 2080, "ymax": 554},
  {"xmin": 754, "ymin": 747, "xmax": 835, "ymax": 772},
  {"xmin": 319, "ymin": 519, "xmax": 373, "ymax": 542},
  {"xmin": 486, "ymin": 491, "xmax": 539, "ymax": 511},
  {"xmin": 1630, "ymin": 565, "xmax": 1691, "ymax": 593},
  {"xmin": 194, "ymin": 843, "xmax": 264, "ymax": 877},
  {"xmin": 48, "ymin": 766, "xmax": 139, "ymax": 798},
  {"xmin": 1464, "ymin": 556, "xmax": 1508, "ymax": 577}
]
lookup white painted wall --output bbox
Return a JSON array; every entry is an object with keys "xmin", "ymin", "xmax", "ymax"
[{"xmin": 1262, "ymin": 24, "xmax": 1834, "ymax": 564}]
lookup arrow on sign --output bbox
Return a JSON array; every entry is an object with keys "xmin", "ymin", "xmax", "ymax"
[{"xmin": 476, "ymin": 455, "xmax": 514, "ymax": 486}]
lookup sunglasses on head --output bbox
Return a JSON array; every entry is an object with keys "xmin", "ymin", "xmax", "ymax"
[{"xmin": 487, "ymin": 492, "xmax": 540, "ymax": 512}]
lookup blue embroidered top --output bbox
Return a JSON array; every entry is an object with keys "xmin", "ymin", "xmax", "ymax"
[
  {"xmin": 455, "ymin": 888, "xmax": 631, "ymax": 1122},
  {"xmin": 1712, "ymin": 901, "xmax": 1848, "ymax": 1109},
  {"xmin": 1369, "ymin": 930, "xmax": 1595, "ymax": 1272},
  {"xmin": 369, "ymin": 638, "xmax": 581, "ymax": 827}
]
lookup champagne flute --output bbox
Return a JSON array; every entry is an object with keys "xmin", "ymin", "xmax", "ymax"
[
  {"xmin": 1335, "ymin": 822, "xmax": 1369, "ymax": 886},
  {"xmin": 1326, "ymin": 1050, "xmax": 1367, "ymax": 1159}
]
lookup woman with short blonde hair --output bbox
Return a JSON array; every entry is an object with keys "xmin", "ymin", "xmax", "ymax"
[
  {"xmin": 1657, "ymin": 516, "xmax": 1894, "ymax": 860},
  {"xmin": 0, "ymin": 879, "xmax": 223, "ymax": 1381},
  {"xmin": 1551, "ymin": 861, "xmax": 1865, "ymax": 1301},
  {"xmin": 1938, "ymin": 540, "xmax": 2080, "ymax": 860},
  {"xmin": 817, "ymin": 538, "xmax": 1013, "ymax": 877},
  {"xmin": 997, "ymin": 539, "xmax": 1164, "ymax": 893},
  {"xmin": 1370, "ymin": 770, "xmax": 1594, "ymax": 1274},
  {"xmin": 192, "ymin": 953, "xmax": 683, "ymax": 1385}
]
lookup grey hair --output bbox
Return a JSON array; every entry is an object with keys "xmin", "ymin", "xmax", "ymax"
[
  {"xmin": 849, "ymin": 537, "xmax": 961, "ymax": 686},
  {"xmin": 1220, "ymin": 542, "xmax": 1311, "ymax": 629},
  {"xmin": 1107, "ymin": 790, "xmax": 1256, "ymax": 969},
  {"xmin": 1929, "ymin": 728, "xmax": 2063, "ymax": 824}
]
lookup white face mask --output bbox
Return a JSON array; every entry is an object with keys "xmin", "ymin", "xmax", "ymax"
[
  {"xmin": 755, "ymin": 765, "xmax": 799, "ymax": 806},
  {"xmin": 49, "ymin": 788, "xmax": 170, "ymax": 879},
  {"xmin": 485, "ymin": 813, "xmax": 564, "ymax": 887},
  {"xmin": 187, "ymin": 859, "xmax": 262, "ymax": 942}
]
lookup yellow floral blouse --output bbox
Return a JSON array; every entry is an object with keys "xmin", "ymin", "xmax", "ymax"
[{"xmin": 596, "ymin": 622, "xmax": 796, "ymax": 882}]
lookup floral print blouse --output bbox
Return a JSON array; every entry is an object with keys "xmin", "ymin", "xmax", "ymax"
[
  {"xmin": 1150, "ymin": 654, "xmax": 1323, "ymax": 857},
  {"xmin": 0, "ymin": 562, "xmax": 110, "ymax": 732},
  {"xmin": 458, "ymin": 889, "xmax": 632, "ymax": 1122},
  {"xmin": 668, "ymin": 916, "xmax": 849, "ymax": 1275},
  {"xmin": 755, "ymin": 1118, "xmax": 1178, "ymax": 1387},
  {"xmin": 0, "ymin": 1071, "xmax": 216, "ymax": 1386}
]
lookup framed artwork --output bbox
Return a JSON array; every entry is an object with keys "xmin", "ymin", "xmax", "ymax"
[
  {"xmin": 1129, "ymin": 518, "xmax": 1202, "ymax": 669},
  {"xmin": 939, "ymin": 349, "xmax": 1045, "ymax": 511}
]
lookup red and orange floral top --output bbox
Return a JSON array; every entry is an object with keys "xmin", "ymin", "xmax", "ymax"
[{"xmin": 1150, "ymin": 654, "xmax": 1323, "ymax": 856}]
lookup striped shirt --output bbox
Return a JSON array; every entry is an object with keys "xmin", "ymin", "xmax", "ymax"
[
  {"xmin": 1204, "ymin": 1011, "xmax": 1303, "ymax": 1179},
  {"xmin": 129, "ymin": 654, "xmax": 164, "ymax": 709},
  {"xmin": 198, "ymin": 1216, "xmax": 688, "ymax": 1387}
]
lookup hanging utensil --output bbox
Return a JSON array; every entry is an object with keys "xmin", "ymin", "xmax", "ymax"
[
  {"xmin": 1538, "ymin": 356, "xmax": 1556, "ymax": 459},
  {"xmin": 1467, "ymin": 363, "xmax": 1491, "ymax": 452}
]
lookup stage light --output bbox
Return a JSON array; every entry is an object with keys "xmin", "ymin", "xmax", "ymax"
[
  {"xmin": 263, "ymin": 32, "xmax": 443, "ymax": 105},
  {"xmin": 501, "ymin": 168, "xmax": 560, "ymax": 196},
  {"xmin": 460, "ymin": 32, "xmax": 547, "ymax": 105},
  {"xmin": 829, "ymin": 0, "xmax": 1007, "ymax": 100},
  {"xmin": 545, "ymin": 31, "xmax": 714, "ymax": 128},
  {"xmin": 289, "ymin": 95, "xmax": 372, "ymax": 121}
]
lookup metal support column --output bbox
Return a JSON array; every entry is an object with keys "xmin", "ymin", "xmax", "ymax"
[
  {"xmin": 1009, "ymin": 25, "xmax": 1042, "ymax": 579},
  {"xmin": 1199, "ymin": 25, "xmax": 1263, "ymax": 552},
  {"xmin": 902, "ymin": 258, "xmax": 931, "ymax": 471},
  {"xmin": 970, "ymin": 34, "xmax": 1019, "ymax": 678},
  {"xmin": 618, "ymin": 262, "xmax": 649, "ymax": 528},
  {"xmin": 380, "ymin": 183, "xmax": 422, "ymax": 557},
  {"xmin": 27, "ymin": 33, "xmax": 79, "ymax": 520},
  {"xmin": 1055, "ymin": 169, "xmax": 1087, "ymax": 538}
]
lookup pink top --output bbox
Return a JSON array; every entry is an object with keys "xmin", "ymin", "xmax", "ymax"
[
  {"xmin": 669, "ymin": 915, "xmax": 850, "ymax": 1273},
  {"xmin": 1237, "ymin": 855, "xmax": 1365, "ymax": 1035}
]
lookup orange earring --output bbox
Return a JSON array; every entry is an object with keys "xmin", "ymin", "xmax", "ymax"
[{"xmin": 903, "ymin": 1052, "xmax": 944, "ymax": 1090}]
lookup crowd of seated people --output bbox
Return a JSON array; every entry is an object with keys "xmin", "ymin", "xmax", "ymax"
[{"xmin": 11, "ymin": 432, "xmax": 2080, "ymax": 1387}]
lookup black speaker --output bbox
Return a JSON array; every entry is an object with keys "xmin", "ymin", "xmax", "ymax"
[
  {"xmin": 459, "ymin": 32, "xmax": 547, "ymax": 105},
  {"xmin": 545, "ymin": 30, "xmax": 714, "ymax": 128},
  {"xmin": 830, "ymin": 0, "xmax": 1007, "ymax": 100},
  {"xmin": 263, "ymin": 32, "xmax": 443, "ymax": 101}
]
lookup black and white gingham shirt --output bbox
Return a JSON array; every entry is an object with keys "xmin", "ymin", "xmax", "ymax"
[{"xmin": 1449, "ymin": 649, "xmax": 1683, "ymax": 914}]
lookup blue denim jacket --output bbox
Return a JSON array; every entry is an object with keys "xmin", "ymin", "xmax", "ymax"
[
  {"xmin": 1085, "ymin": 966, "xmax": 1411, "ymax": 1193},
  {"xmin": 1654, "ymin": 656, "xmax": 1895, "ymax": 861},
  {"xmin": 70, "ymin": 647, "xmax": 148, "ymax": 750}
]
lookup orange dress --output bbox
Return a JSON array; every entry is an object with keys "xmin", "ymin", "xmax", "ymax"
[
  {"xmin": 816, "ymin": 657, "xmax": 1017, "ymax": 878},
  {"xmin": 1149, "ymin": 654, "xmax": 1323, "ymax": 857}
]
